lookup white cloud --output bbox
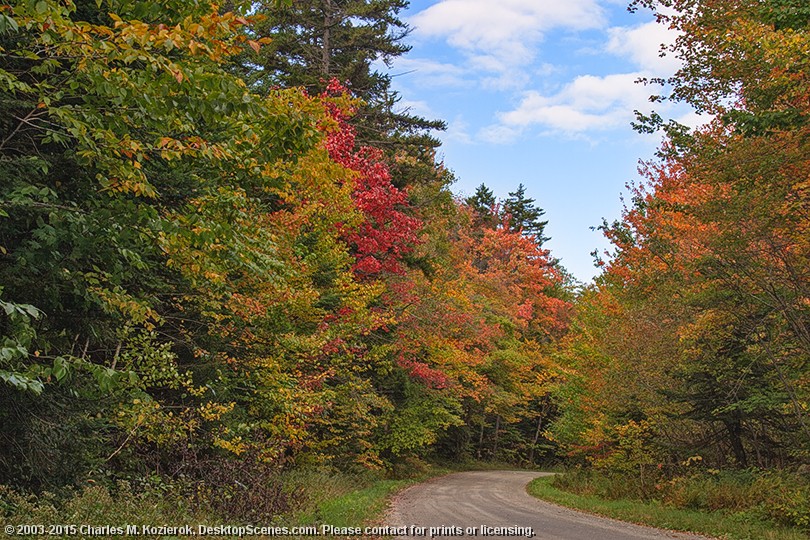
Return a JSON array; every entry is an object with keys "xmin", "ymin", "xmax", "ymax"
[
  {"xmin": 673, "ymin": 110, "xmax": 710, "ymax": 130},
  {"xmin": 533, "ymin": 63, "xmax": 559, "ymax": 77},
  {"xmin": 496, "ymin": 72, "xmax": 656, "ymax": 135},
  {"xmin": 390, "ymin": 57, "xmax": 468, "ymax": 88},
  {"xmin": 606, "ymin": 20, "xmax": 681, "ymax": 74},
  {"xmin": 409, "ymin": 0, "xmax": 605, "ymax": 66},
  {"xmin": 446, "ymin": 115, "xmax": 473, "ymax": 144},
  {"xmin": 477, "ymin": 124, "xmax": 521, "ymax": 145},
  {"xmin": 396, "ymin": 1, "xmax": 693, "ymax": 143},
  {"xmin": 395, "ymin": 99, "xmax": 437, "ymax": 119}
]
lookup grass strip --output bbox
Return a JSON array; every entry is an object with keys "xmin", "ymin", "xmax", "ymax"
[
  {"xmin": 304, "ymin": 478, "xmax": 413, "ymax": 528},
  {"xmin": 526, "ymin": 476, "xmax": 807, "ymax": 540},
  {"xmin": 282, "ymin": 466, "xmax": 451, "ymax": 539}
]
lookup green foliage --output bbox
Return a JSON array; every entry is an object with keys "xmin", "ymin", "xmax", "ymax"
[
  {"xmin": 502, "ymin": 183, "xmax": 549, "ymax": 245},
  {"xmin": 0, "ymin": 292, "xmax": 44, "ymax": 394},
  {"xmin": 465, "ymin": 183, "xmax": 497, "ymax": 229},
  {"xmin": 245, "ymin": 0, "xmax": 445, "ymax": 155},
  {"xmin": 381, "ymin": 385, "xmax": 463, "ymax": 456},
  {"xmin": 760, "ymin": 0, "xmax": 810, "ymax": 30}
]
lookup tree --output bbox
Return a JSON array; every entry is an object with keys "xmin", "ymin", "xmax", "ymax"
[
  {"xmin": 0, "ymin": 0, "xmax": 574, "ymax": 493},
  {"xmin": 243, "ymin": 0, "xmax": 445, "ymax": 154},
  {"xmin": 550, "ymin": 0, "xmax": 809, "ymax": 471},
  {"xmin": 502, "ymin": 184, "xmax": 549, "ymax": 245},
  {"xmin": 387, "ymin": 197, "xmax": 569, "ymax": 462},
  {"xmin": 553, "ymin": 127, "xmax": 810, "ymax": 469},
  {"xmin": 631, "ymin": 0, "xmax": 810, "ymax": 137},
  {"xmin": 321, "ymin": 80, "xmax": 421, "ymax": 278},
  {"xmin": 465, "ymin": 183, "xmax": 498, "ymax": 229},
  {"xmin": 0, "ymin": 0, "xmax": 371, "ymax": 486}
]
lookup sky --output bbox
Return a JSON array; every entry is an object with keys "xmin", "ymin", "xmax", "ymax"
[{"xmin": 381, "ymin": 0, "xmax": 701, "ymax": 283}]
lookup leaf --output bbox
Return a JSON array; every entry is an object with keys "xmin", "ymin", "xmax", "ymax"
[
  {"xmin": 0, "ymin": 14, "xmax": 19, "ymax": 34},
  {"xmin": 52, "ymin": 357, "xmax": 68, "ymax": 381},
  {"xmin": 0, "ymin": 370, "xmax": 44, "ymax": 395},
  {"xmin": 21, "ymin": 304, "xmax": 42, "ymax": 319}
]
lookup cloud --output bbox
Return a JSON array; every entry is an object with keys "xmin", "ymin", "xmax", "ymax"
[
  {"xmin": 390, "ymin": 58, "xmax": 468, "ymax": 88},
  {"xmin": 466, "ymin": 54, "xmax": 531, "ymax": 91},
  {"xmin": 496, "ymin": 72, "xmax": 656, "ymax": 135},
  {"xmin": 477, "ymin": 124, "xmax": 521, "ymax": 145},
  {"xmin": 606, "ymin": 20, "xmax": 681, "ymax": 74},
  {"xmin": 409, "ymin": 0, "xmax": 605, "ymax": 66},
  {"xmin": 396, "ymin": 2, "xmax": 693, "ymax": 143},
  {"xmin": 394, "ymin": 99, "xmax": 437, "ymax": 120},
  {"xmin": 673, "ymin": 110, "xmax": 710, "ymax": 130},
  {"xmin": 446, "ymin": 116, "xmax": 473, "ymax": 144}
]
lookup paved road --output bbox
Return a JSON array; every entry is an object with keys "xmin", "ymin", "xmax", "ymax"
[{"xmin": 386, "ymin": 471, "xmax": 712, "ymax": 540}]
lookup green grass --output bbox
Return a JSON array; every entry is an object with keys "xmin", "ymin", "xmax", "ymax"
[
  {"xmin": 527, "ymin": 475, "xmax": 808, "ymax": 540},
  {"xmin": 290, "ymin": 477, "xmax": 413, "ymax": 528},
  {"xmin": 278, "ymin": 463, "xmax": 451, "ymax": 538}
]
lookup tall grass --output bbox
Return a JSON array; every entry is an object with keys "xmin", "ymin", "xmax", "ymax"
[
  {"xmin": 545, "ymin": 467, "xmax": 810, "ymax": 533},
  {"xmin": 528, "ymin": 475, "xmax": 809, "ymax": 540},
  {"xmin": 0, "ymin": 480, "xmax": 208, "ymax": 537}
]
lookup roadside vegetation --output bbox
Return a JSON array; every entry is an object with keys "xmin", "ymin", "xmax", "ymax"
[
  {"xmin": 1, "ymin": 464, "xmax": 446, "ymax": 538},
  {"xmin": 528, "ymin": 470, "xmax": 809, "ymax": 540}
]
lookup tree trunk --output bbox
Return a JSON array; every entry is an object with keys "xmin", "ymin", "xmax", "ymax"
[
  {"xmin": 321, "ymin": 0, "xmax": 333, "ymax": 76},
  {"xmin": 528, "ymin": 415, "xmax": 543, "ymax": 465},
  {"xmin": 477, "ymin": 413, "xmax": 486, "ymax": 459},
  {"xmin": 723, "ymin": 417, "xmax": 748, "ymax": 467},
  {"xmin": 492, "ymin": 415, "xmax": 501, "ymax": 457}
]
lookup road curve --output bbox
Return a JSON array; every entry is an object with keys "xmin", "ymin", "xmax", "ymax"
[{"xmin": 386, "ymin": 471, "xmax": 712, "ymax": 540}]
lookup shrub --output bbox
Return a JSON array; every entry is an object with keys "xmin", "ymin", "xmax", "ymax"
[{"xmin": 553, "ymin": 467, "xmax": 810, "ymax": 531}]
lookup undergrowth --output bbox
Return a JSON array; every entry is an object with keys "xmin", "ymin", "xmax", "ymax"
[
  {"xmin": 0, "ymin": 457, "xmax": 443, "ymax": 539},
  {"xmin": 548, "ymin": 467, "xmax": 810, "ymax": 533}
]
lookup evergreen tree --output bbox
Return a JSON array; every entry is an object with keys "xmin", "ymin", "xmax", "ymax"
[
  {"xmin": 465, "ymin": 183, "xmax": 497, "ymax": 229},
  {"xmin": 244, "ymin": 0, "xmax": 445, "ymax": 153},
  {"xmin": 502, "ymin": 184, "xmax": 549, "ymax": 245}
]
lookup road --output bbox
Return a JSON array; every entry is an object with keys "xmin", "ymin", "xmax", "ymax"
[{"xmin": 386, "ymin": 471, "xmax": 712, "ymax": 540}]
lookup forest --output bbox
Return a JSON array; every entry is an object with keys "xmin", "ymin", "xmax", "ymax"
[{"xmin": 0, "ymin": 0, "xmax": 808, "ymax": 535}]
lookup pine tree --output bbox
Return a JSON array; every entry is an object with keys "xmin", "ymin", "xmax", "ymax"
[
  {"xmin": 244, "ymin": 0, "xmax": 445, "ymax": 152},
  {"xmin": 502, "ymin": 184, "xmax": 549, "ymax": 245},
  {"xmin": 465, "ymin": 183, "xmax": 497, "ymax": 229}
]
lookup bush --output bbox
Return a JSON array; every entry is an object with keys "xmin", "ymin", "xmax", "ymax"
[
  {"xmin": 552, "ymin": 467, "xmax": 810, "ymax": 531},
  {"xmin": 661, "ymin": 469, "xmax": 810, "ymax": 529},
  {"xmin": 552, "ymin": 466, "xmax": 664, "ymax": 501},
  {"xmin": 552, "ymin": 469, "xmax": 810, "ymax": 530},
  {"xmin": 176, "ymin": 453, "xmax": 296, "ymax": 524}
]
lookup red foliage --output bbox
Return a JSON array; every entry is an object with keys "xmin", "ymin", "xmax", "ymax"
[
  {"xmin": 320, "ymin": 81, "xmax": 421, "ymax": 278},
  {"xmin": 397, "ymin": 356, "xmax": 450, "ymax": 390}
]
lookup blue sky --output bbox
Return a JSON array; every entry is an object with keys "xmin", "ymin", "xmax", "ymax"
[{"xmin": 382, "ymin": 0, "xmax": 700, "ymax": 282}]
